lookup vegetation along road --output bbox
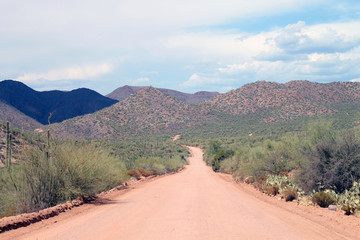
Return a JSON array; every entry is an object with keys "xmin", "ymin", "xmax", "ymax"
[{"xmin": 1, "ymin": 147, "xmax": 359, "ymax": 240}]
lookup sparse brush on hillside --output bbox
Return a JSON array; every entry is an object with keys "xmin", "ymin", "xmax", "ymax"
[
  {"xmin": 133, "ymin": 156, "xmax": 186, "ymax": 175},
  {"xmin": 101, "ymin": 138, "xmax": 189, "ymax": 171}
]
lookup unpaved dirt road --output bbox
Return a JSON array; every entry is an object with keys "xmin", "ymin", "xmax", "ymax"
[{"xmin": 1, "ymin": 147, "xmax": 359, "ymax": 240}]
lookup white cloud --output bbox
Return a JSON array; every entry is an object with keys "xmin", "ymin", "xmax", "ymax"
[
  {"xmin": 350, "ymin": 78, "xmax": 360, "ymax": 82},
  {"xmin": 133, "ymin": 77, "xmax": 150, "ymax": 85},
  {"xmin": 218, "ymin": 60, "xmax": 296, "ymax": 77},
  {"xmin": 164, "ymin": 21, "xmax": 360, "ymax": 67},
  {"xmin": 218, "ymin": 51, "xmax": 360, "ymax": 82},
  {"xmin": 270, "ymin": 21, "xmax": 360, "ymax": 54},
  {"xmin": 181, "ymin": 73, "xmax": 237, "ymax": 92},
  {"xmin": 182, "ymin": 73, "xmax": 233, "ymax": 88},
  {"xmin": 182, "ymin": 74, "xmax": 211, "ymax": 88},
  {"xmin": 177, "ymin": 20, "xmax": 360, "ymax": 88},
  {"xmin": 16, "ymin": 63, "xmax": 112, "ymax": 83},
  {"xmin": 164, "ymin": 31, "xmax": 268, "ymax": 63}
]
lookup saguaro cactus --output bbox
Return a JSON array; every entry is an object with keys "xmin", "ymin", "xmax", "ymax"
[
  {"xmin": 5, "ymin": 122, "xmax": 17, "ymax": 191},
  {"xmin": 46, "ymin": 129, "xmax": 50, "ymax": 161},
  {"xmin": 5, "ymin": 121, "xmax": 11, "ymax": 168}
]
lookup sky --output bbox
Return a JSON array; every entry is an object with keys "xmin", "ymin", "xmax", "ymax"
[{"xmin": 1, "ymin": 0, "xmax": 360, "ymax": 94}]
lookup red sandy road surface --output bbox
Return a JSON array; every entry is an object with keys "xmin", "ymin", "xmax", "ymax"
[{"xmin": 1, "ymin": 147, "xmax": 359, "ymax": 240}]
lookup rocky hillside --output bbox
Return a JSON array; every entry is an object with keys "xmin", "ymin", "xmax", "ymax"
[
  {"xmin": 0, "ymin": 122, "xmax": 41, "ymax": 167},
  {"xmin": 5, "ymin": 80, "xmax": 360, "ymax": 139},
  {"xmin": 200, "ymin": 81, "xmax": 360, "ymax": 122},
  {"xmin": 0, "ymin": 102, "xmax": 42, "ymax": 131},
  {"xmin": 0, "ymin": 80, "xmax": 117, "ymax": 125},
  {"xmin": 107, "ymin": 85, "xmax": 219, "ymax": 104},
  {"xmin": 47, "ymin": 87, "xmax": 216, "ymax": 139}
]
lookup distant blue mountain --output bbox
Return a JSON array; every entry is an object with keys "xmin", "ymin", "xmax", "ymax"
[{"xmin": 0, "ymin": 80, "xmax": 118, "ymax": 125}]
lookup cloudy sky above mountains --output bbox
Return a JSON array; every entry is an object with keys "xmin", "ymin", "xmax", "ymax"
[{"xmin": 1, "ymin": 0, "xmax": 360, "ymax": 94}]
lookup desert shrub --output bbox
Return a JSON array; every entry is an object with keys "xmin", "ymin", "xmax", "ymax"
[
  {"xmin": 19, "ymin": 142, "xmax": 128, "ymax": 212},
  {"xmin": 205, "ymin": 140, "xmax": 222, "ymax": 163},
  {"xmin": 229, "ymin": 137, "xmax": 299, "ymax": 181},
  {"xmin": 312, "ymin": 191, "xmax": 336, "ymax": 208},
  {"xmin": 204, "ymin": 140, "xmax": 234, "ymax": 172},
  {"xmin": 163, "ymin": 156, "xmax": 185, "ymax": 172},
  {"xmin": 211, "ymin": 149, "xmax": 234, "ymax": 172},
  {"xmin": 138, "ymin": 168, "xmax": 154, "ymax": 177},
  {"xmin": 219, "ymin": 157, "xmax": 238, "ymax": 174},
  {"xmin": 299, "ymin": 131, "xmax": 360, "ymax": 193},
  {"xmin": 127, "ymin": 169, "xmax": 143, "ymax": 179}
]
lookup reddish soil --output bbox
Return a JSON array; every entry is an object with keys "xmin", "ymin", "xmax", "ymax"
[{"xmin": 1, "ymin": 147, "xmax": 359, "ymax": 240}]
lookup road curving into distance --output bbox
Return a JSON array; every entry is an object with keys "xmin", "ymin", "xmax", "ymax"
[{"xmin": 1, "ymin": 146, "xmax": 359, "ymax": 240}]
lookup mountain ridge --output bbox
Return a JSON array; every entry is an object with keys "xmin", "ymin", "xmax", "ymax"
[
  {"xmin": 3, "ymin": 80, "xmax": 360, "ymax": 139},
  {"xmin": 107, "ymin": 85, "xmax": 220, "ymax": 104},
  {"xmin": 47, "ymin": 87, "xmax": 217, "ymax": 139}
]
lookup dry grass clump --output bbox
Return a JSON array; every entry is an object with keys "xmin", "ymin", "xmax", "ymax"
[
  {"xmin": 253, "ymin": 174, "xmax": 267, "ymax": 190},
  {"xmin": 244, "ymin": 176, "xmax": 255, "ymax": 184},
  {"xmin": 127, "ymin": 168, "xmax": 154, "ymax": 179},
  {"xmin": 262, "ymin": 185, "xmax": 279, "ymax": 196}
]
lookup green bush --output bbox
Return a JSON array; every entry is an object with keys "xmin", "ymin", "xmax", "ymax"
[
  {"xmin": 312, "ymin": 191, "xmax": 336, "ymax": 208},
  {"xmin": 211, "ymin": 149, "xmax": 234, "ymax": 172},
  {"xmin": 226, "ymin": 137, "xmax": 299, "ymax": 180}
]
